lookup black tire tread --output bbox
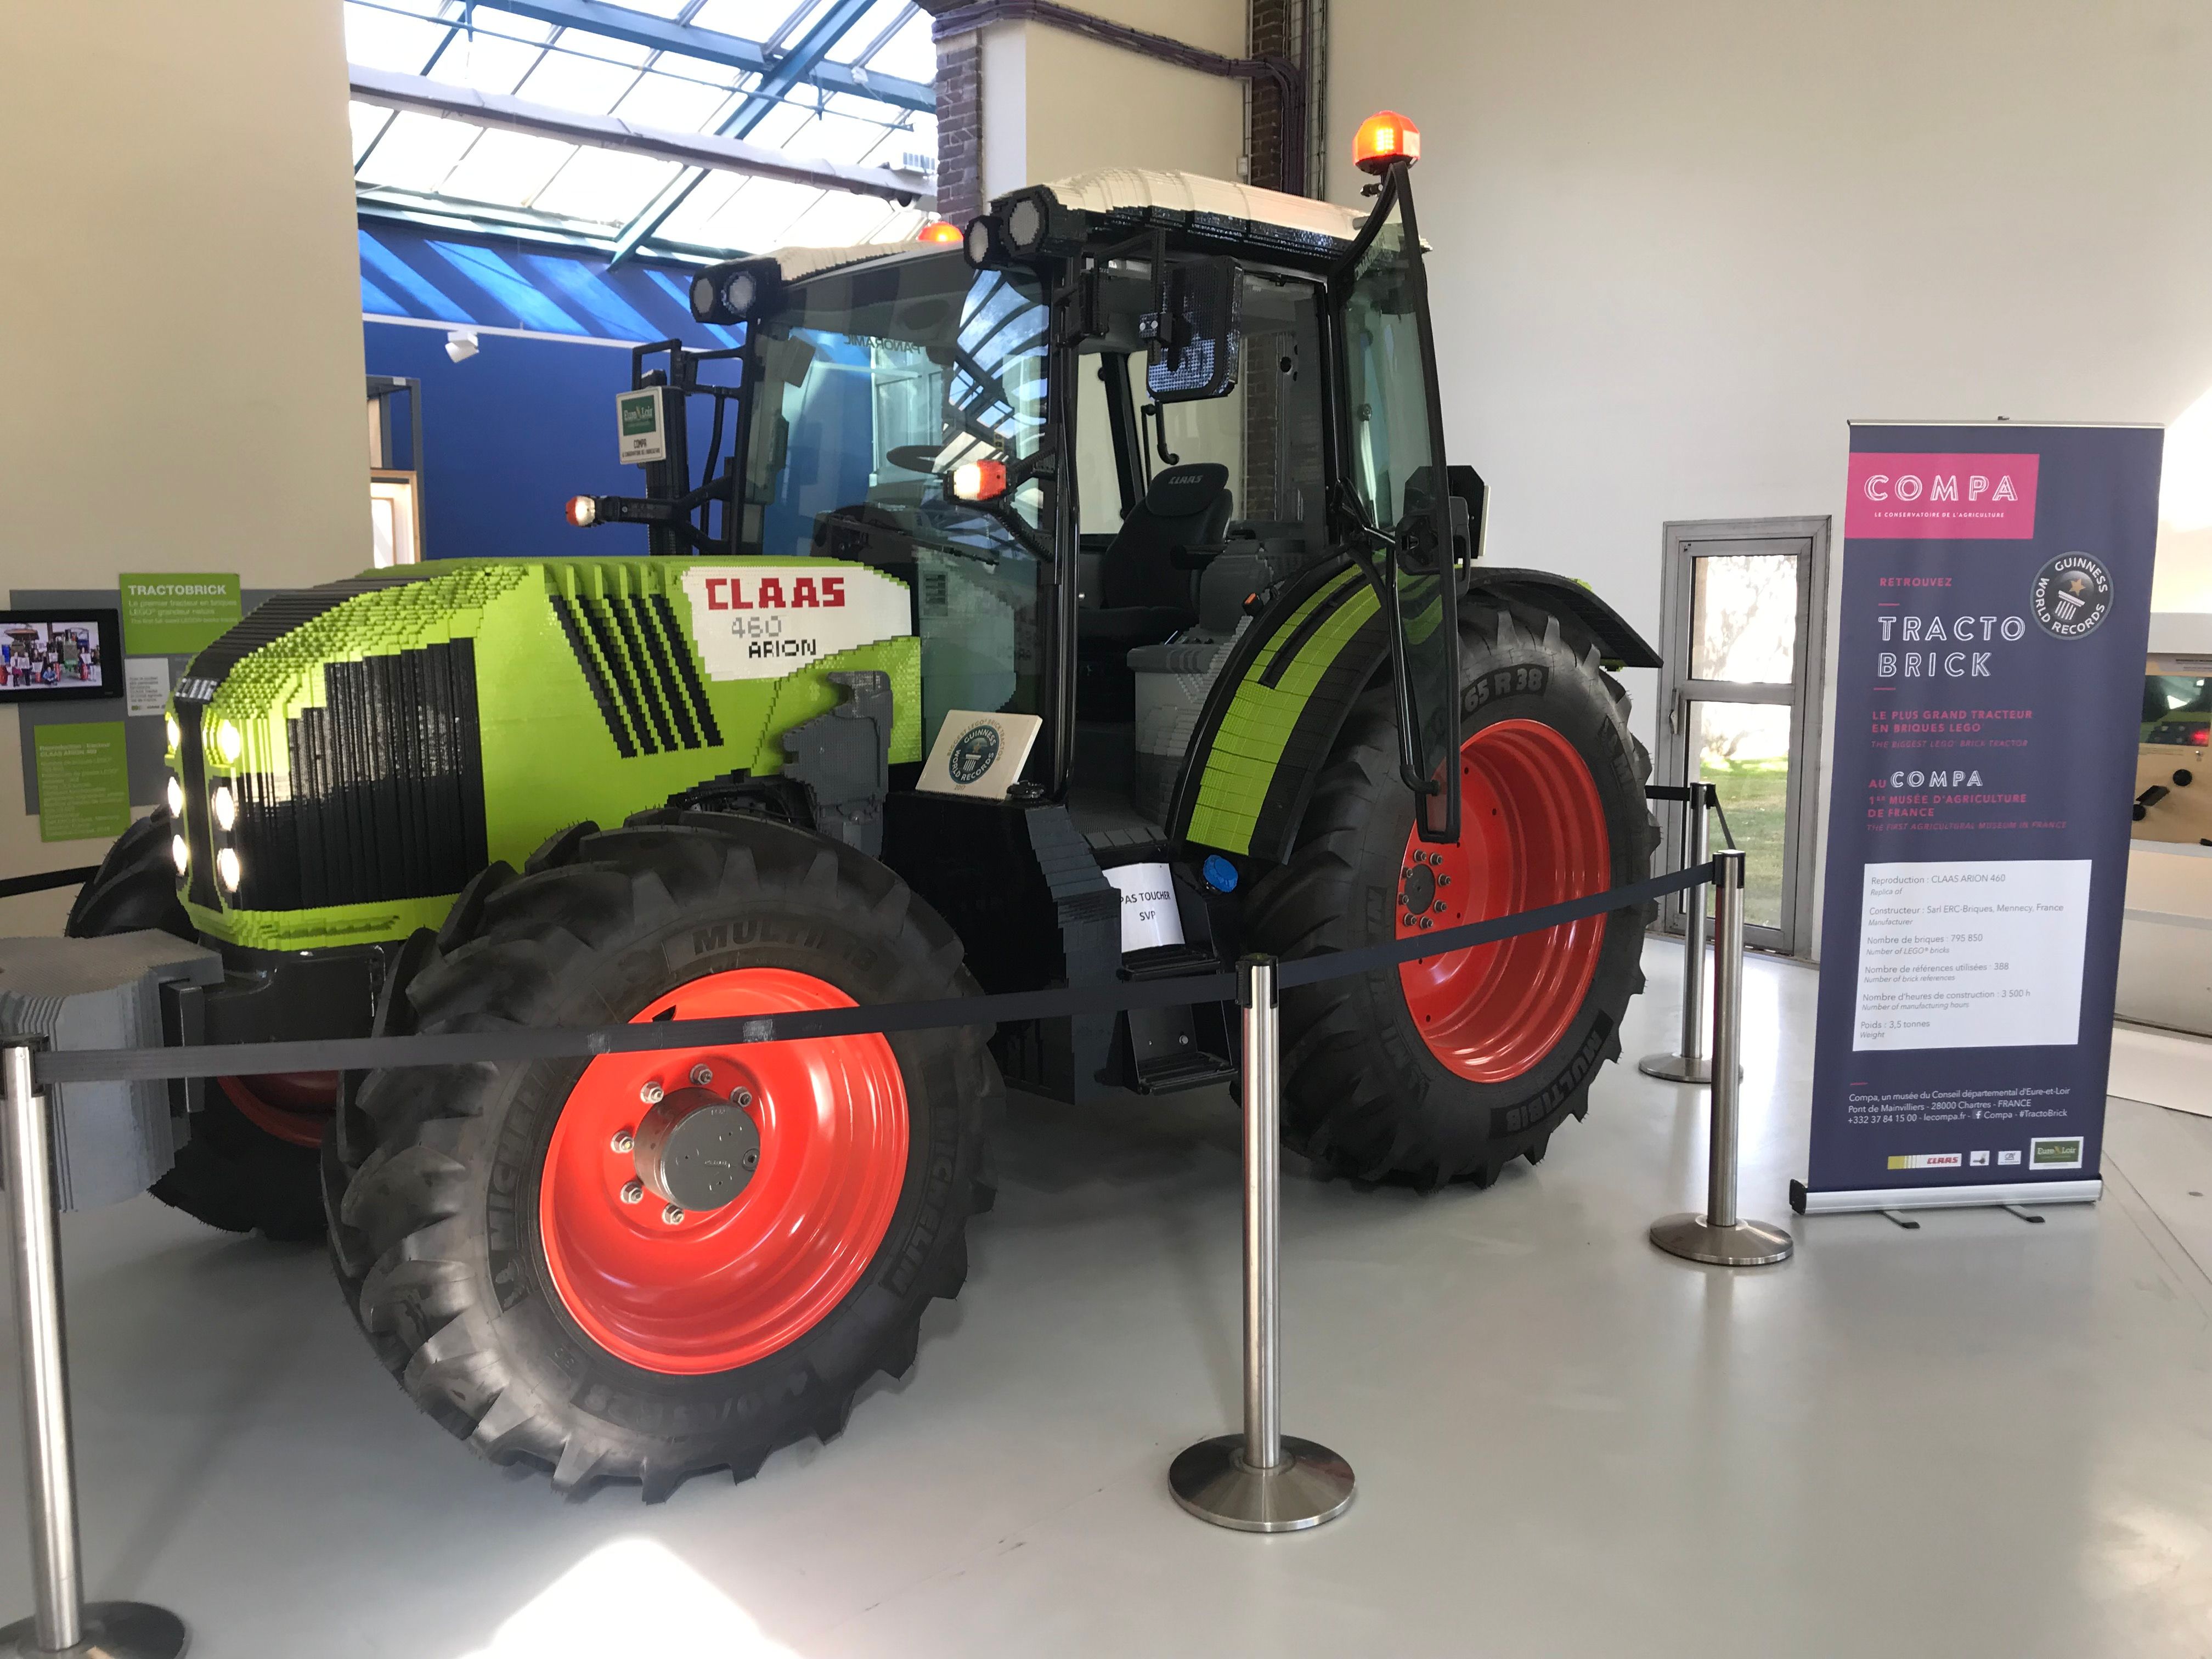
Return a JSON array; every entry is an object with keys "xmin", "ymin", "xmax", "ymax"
[
  {"xmin": 330, "ymin": 813, "xmax": 995, "ymax": 1500},
  {"xmin": 1247, "ymin": 600, "xmax": 1658, "ymax": 1187}
]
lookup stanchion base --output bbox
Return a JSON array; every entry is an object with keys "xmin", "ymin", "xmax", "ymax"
[
  {"xmin": 1650, "ymin": 1211, "xmax": 1793, "ymax": 1266},
  {"xmin": 1638, "ymin": 1052, "xmax": 1713, "ymax": 1084},
  {"xmin": 3, "ymin": 1601, "xmax": 187, "ymax": 1658},
  {"xmin": 1169, "ymin": 1434, "xmax": 1355, "ymax": 1533}
]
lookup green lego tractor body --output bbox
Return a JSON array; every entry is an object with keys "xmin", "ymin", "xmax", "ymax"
[{"xmin": 175, "ymin": 557, "xmax": 921, "ymax": 952}]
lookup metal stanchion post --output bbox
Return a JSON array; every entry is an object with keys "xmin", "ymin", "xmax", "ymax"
[
  {"xmin": 1169, "ymin": 956, "xmax": 1355, "ymax": 1533},
  {"xmin": 1650, "ymin": 853, "xmax": 1793, "ymax": 1267},
  {"xmin": 1, "ymin": 1041, "xmax": 186, "ymax": 1659},
  {"xmin": 1640, "ymin": 784, "xmax": 1714, "ymax": 1085}
]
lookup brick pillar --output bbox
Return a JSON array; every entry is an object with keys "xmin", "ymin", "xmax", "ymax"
[
  {"xmin": 1247, "ymin": 0, "xmax": 1294, "ymax": 195},
  {"xmin": 929, "ymin": 25, "xmax": 982, "ymax": 225}
]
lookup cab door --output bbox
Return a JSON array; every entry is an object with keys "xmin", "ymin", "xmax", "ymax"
[{"xmin": 1329, "ymin": 164, "xmax": 1460, "ymax": 843}]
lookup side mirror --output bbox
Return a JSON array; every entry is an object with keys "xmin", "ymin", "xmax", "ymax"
[
  {"xmin": 1446, "ymin": 463, "xmax": 1487, "ymax": 569},
  {"xmin": 1146, "ymin": 258, "xmax": 1242, "ymax": 403}
]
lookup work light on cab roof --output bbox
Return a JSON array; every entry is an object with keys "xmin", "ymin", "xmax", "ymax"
[
  {"xmin": 916, "ymin": 220, "xmax": 963, "ymax": 245},
  {"xmin": 1353, "ymin": 110, "xmax": 1421, "ymax": 174}
]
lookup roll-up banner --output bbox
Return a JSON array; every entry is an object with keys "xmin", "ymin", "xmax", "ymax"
[{"xmin": 1796, "ymin": 423, "xmax": 2164, "ymax": 1216}]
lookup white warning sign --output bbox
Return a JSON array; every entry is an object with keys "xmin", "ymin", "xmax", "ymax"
[{"xmin": 678, "ymin": 564, "xmax": 910, "ymax": 681}]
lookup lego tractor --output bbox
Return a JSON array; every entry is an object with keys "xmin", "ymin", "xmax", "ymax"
[{"xmin": 63, "ymin": 134, "xmax": 1658, "ymax": 1497}]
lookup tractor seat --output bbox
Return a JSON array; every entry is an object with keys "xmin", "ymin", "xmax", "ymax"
[{"xmin": 1077, "ymin": 463, "xmax": 1233, "ymax": 648}]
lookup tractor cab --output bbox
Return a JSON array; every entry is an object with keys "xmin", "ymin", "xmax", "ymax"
[{"xmin": 585, "ymin": 139, "xmax": 1471, "ymax": 864}]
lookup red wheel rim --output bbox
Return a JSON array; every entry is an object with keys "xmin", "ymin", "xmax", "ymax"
[
  {"xmin": 538, "ymin": 968, "xmax": 909, "ymax": 1376},
  {"xmin": 217, "ymin": 1072, "xmax": 337, "ymax": 1148},
  {"xmin": 1397, "ymin": 719, "xmax": 1612, "ymax": 1082}
]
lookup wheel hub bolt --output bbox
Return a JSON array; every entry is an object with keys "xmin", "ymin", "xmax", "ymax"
[
  {"xmin": 610, "ymin": 1128, "xmax": 634, "ymax": 1154},
  {"xmin": 743, "ymin": 1149, "xmax": 759, "ymax": 1170},
  {"xmin": 690, "ymin": 1064, "xmax": 714, "ymax": 1086},
  {"xmin": 663, "ymin": 1204, "xmax": 686, "ymax": 1225},
  {"xmin": 620, "ymin": 1179, "xmax": 644, "ymax": 1204},
  {"xmin": 640, "ymin": 1081, "xmax": 664, "ymax": 1105},
  {"xmin": 731, "ymin": 1087, "xmax": 753, "ymax": 1108}
]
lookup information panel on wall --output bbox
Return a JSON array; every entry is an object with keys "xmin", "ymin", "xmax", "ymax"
[{"xmin": 1796, "ymin": 423, "xmax": 2163, "ymax": 1215}]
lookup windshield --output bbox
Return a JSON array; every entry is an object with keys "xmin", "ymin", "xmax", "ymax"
[{"xmin": 741, "ymin": 250, "xmax": 1051, "ymax": 754}]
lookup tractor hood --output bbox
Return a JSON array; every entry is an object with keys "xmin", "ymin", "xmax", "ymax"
[{"xmin": 166, "ymin": 558, "xmax": 920, "ymax": 952}]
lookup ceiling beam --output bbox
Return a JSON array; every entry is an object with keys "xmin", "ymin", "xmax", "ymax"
[
  {"xmin": 349, "ymin": 64, "xmax": 934, "ymax": 207},
  {"xmin": 488, "ymin": 0, "xmax": 934, "ymax": 112},
  {"xmin": 606, "ymin": 0, "xmax": 887, "ymax": 266}
]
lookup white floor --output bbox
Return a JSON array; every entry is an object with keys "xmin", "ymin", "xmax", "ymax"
[{"xmin": 6, "ymin": 941, "xmax": 2212, "ymax": 1657}]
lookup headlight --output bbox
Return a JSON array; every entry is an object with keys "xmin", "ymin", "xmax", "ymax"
[
  {"xmin": 689, "ymin": 272, "xmax": 716, "ymax": 315},
  {"xmin": 216, "ymin": 720, "xmax": 242, "ymax": 765},
  {"xmin": 216, "ymin": 848, "xmax": 241, "ymax": 893},
  {"xmin": 164, "ymin": 715, "xmax": 180, "ymax": 751},
  {"xmin": 170, "ymin": 834, "xmax": 189, "ymax": 876},
  {"xmin": 165, "ymin": 775, "xmax": 184, "ymax": 817},
  {"xmin": 723, "ymin": 270, "xmax": 756, "ymax": 315},
  {"xmin": 1005, "ymin": 197, "xmax": 1043, "ymax": 252},
  {"xmin": 212, "ymin": 785, "xmax": 236, "ymax": 832}
]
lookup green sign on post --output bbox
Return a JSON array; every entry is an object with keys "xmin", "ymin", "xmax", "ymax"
[
  {"xmin": 34, "ymin": 723, "xmax": 131, "ymax": 842},
  {"xmin": 119, "ymin": 572, "xmax": 242, "ymax": 656}
]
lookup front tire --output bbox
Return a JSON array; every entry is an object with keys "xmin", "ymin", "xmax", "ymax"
[
  {"xmin": 1245, "ymin": 599, "xmax": 1658, "ymax": 1186},
  {"xmin": 332, "ymin": 815, "xmax": 995, "ymax": 1499}
]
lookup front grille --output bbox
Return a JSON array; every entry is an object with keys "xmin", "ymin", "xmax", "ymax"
[
  {"xmin": 550, "ymin": 591, "xmax": 721, "ymax": 757},
  {"xmin": 226, "ymin": 639, "xmax": 488, "ymax": 911}
]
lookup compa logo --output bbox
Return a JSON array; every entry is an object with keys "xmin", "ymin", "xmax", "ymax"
[{"xmin": 1846, "ymin": 452, "xmax": 2040, "ymax": 540}]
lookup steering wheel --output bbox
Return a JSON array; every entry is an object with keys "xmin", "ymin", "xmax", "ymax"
[{"xmin": 884, "ymin": 445, "xmax": 943, "ymax": 475}]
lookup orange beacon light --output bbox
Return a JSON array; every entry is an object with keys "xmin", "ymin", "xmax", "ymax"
[{"xmin": 1352, "ymin": 110, "xmax": 1421, "ymax": 175}]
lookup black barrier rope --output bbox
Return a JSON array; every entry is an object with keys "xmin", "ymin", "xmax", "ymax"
[
  {"xmin": 32, "ymin": 862, "xmax": 1718, "ymax": 1087},
  {"xmin": 0, "ymin": 866, "xmax": 98, "ymax": 902}
]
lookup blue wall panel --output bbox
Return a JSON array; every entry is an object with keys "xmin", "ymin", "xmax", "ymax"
[
  {"xmin": 358, "ymin": 221, "xmax": 738, "ymax": 561},
  {"xmin": 363, "ymin": 321, "xmax": 645, "ymax": 561}
]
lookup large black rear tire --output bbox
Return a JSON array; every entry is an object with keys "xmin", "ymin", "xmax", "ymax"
[
  {"xmin": 329, "ymin": 813, "xmax": 994, "ymax": 1500},
  {"xmin": 65, "ymin": 808, "xmax": 325, "ymax": 1240},
  {"xmin": 1244, "ymin": 598, "xmax": 1658, "ymax": 1187}
]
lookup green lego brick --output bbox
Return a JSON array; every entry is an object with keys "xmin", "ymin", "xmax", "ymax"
[{"xmin": 1186, "ymin": 571, "xmax": 1380, "ymax": 855}]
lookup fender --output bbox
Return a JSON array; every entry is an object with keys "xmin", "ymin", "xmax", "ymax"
[
  {"xmin": 1466, "ymin": 568, "xmax": 1660, "ymax": 670},
  {"xmin": 1169, "ymin": 555, "xmax": 1389, "ymax": 866},
  {"xmin": 1169, "ymin": 560, "xmax": 1658, "ymax": 867}
]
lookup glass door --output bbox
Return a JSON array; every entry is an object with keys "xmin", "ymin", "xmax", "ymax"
[{"xmin": 1656, "ymin": 521, "xmax": 1830, "ymax": 955}]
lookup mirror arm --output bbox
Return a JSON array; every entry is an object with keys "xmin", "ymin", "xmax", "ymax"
[
  {"xmin": 1143, "ymin": 399, "xmax": 1181, "ymax": 466},
  {"xmin": 1329, "ymin": 483, "xmax": 1441, "ymax": 802}
]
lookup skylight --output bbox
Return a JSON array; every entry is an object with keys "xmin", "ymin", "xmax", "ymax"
[{"xmin": 346, "ymin": 0, "xmax": 937, "ymax": 261}]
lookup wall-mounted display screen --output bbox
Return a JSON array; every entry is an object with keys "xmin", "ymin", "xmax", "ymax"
[{"xmin": 0, "ymin": 609, "xmax": 121, "ymax": 704}]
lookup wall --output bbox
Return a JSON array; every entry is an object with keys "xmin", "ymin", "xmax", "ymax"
[
  {"xmin": 967, "ymin": 0, "xmax": 1249, "ymax": 200},
  {"xmin": 365, "ymin": 324, "xmax": 642, "ymax": 563},
  {"xmin": 1329, "ymin": 0, "xmax": 2212, "ymax": 955},
  {"xmin": 0, "ymin": 0, "xmax": 368, "ymax": 933}
]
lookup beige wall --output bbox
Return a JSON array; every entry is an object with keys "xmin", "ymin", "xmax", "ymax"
[
  {"xmin": 977, "ymin": 0, "xmax": 1248, "ymax": 199},
  {"xmin": 1330, "ymin": 0, "xmax": 2212, "ymax": 953},
  {"xmin": 0, "ymin": 0, "xmax": 369, "ymax": 933}
]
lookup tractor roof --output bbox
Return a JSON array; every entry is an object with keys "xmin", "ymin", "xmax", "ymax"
[
  {"xmin": 1025, "ymin": 168, "xmax": 1364, "ymax": 244},
  {"xmin": 754, "ymin": 168, "xmax": 1365, "ymax": 284}
]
